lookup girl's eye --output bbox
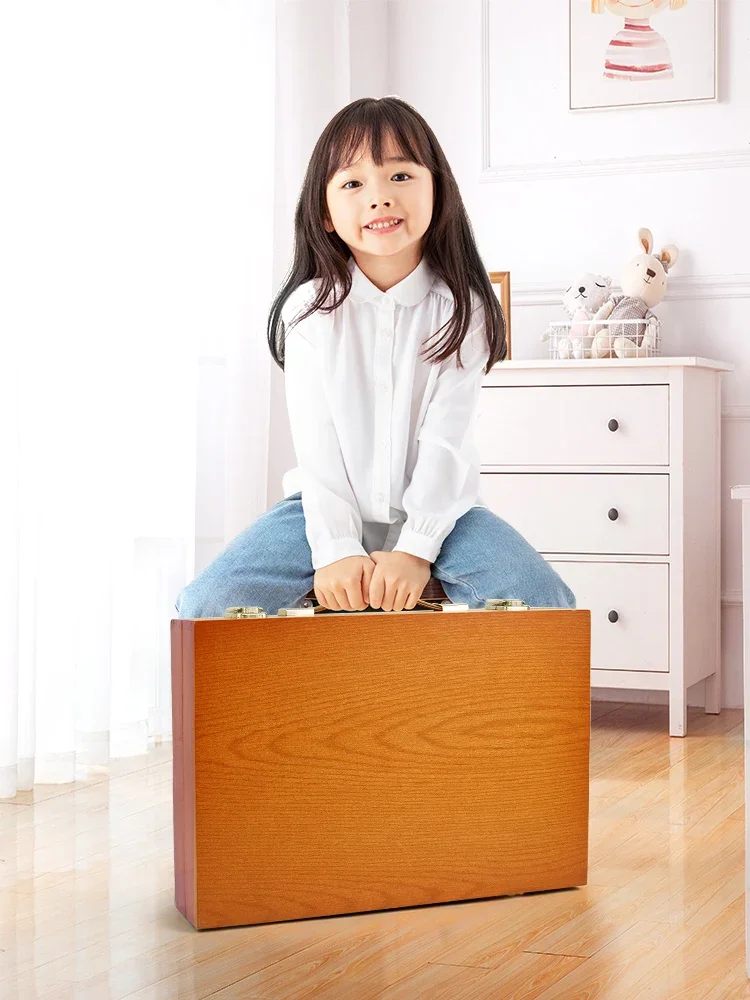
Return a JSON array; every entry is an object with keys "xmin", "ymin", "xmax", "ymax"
[{"xmin": 342, "ymin": 173, "xmax": 411, "ymax": 190}]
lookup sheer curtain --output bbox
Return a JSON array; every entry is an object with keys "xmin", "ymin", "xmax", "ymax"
[{"xmin": 0, "ymin": 2, "xmax": 276, "ymax": 798}]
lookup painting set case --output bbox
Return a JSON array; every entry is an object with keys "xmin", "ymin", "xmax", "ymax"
[{"xmin": 170, "ymin": 598, "xmax": 591, "ymax": 931}]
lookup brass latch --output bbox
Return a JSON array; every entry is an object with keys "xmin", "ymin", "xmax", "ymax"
[
  {"xmin": 224, "ymin": 606, "xmax": 267, "ymax": 618},
  {"xmin": 484, "ymin": 599, "xmax": 530, "ymax": 611}
]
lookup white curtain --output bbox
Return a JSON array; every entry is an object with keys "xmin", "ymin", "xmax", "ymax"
[{"xmin": 0, "ymin": 1, "xmax": 276, "ymax": 798}]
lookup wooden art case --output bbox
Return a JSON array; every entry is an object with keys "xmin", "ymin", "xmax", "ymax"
[{"xmin": 170, "ymin": 598, "xmax": 591, "ymax": 930}]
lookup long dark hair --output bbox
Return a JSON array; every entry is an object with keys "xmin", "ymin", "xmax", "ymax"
[{"xmin": 267, "ymin": 96, "xmax": 506, "ymax": 375}]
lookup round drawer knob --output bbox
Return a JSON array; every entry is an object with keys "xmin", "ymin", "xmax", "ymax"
[
  {"xmin": 608, "ymin": 507, "xmax": 619, "ymax": 520},
  {"xmin": 608, "ymin": 610, "xmax": 619, "ymax": 623},
  {"xmin": 608, "ymin": 418, "xmax": 619, "ymax": 432}
]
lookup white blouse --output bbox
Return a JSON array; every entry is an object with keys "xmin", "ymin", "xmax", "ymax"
[{"xmin": 281, "ymin": 255, "xmax": 491, "ymax": 571}]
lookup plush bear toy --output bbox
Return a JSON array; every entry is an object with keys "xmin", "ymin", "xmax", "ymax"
[
  {"xmin": 541, "ymin": 273, "xmax": 611, "ymax": 358},
  {"xmin": 589, "ymin": 228, "xmax": 679, "ymax": 358}
]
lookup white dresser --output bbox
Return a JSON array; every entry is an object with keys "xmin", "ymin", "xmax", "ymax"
[{"xmin": 475, "ymin": 357, "xmax": 733, "ymax": 737}]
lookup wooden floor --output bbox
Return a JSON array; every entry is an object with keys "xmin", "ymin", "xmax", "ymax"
[{"xmin": 0, "ymin": 702, "xmax": 747, "ymax": 999}]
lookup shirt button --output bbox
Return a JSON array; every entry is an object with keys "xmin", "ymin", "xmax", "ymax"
[
  {"xmin": 377, "ymin": 493, "xmax": 386, "ymax": 501},
  {"xmin": 379, "ymin": 440, "xmax": 388, "ymax": 448},
  {"xmin": 378, "ymin": 382, "xmax": 389, "ymax": 392}
]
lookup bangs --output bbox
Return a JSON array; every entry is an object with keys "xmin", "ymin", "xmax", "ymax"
[{"xmin": 325, "ymin": 111, "xmax": 431, "ymax": 184}]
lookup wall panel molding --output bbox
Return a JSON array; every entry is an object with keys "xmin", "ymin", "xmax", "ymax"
[
  {"xmin": 511, "ymin": 275, "xmax": 750, "ymax": 307},
  {"xmin": 723, "ymin": 406, "xmax": 750, "ymax": 421}
]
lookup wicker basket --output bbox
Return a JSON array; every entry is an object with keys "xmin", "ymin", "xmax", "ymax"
[{"xmin": 544, "ymin": 317, "xmax": 661, "ymax": 360}]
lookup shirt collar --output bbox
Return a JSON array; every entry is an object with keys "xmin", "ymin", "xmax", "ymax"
[{"xmin": 346, "ymin": 255, "xmax": 434, "ymax": 307}]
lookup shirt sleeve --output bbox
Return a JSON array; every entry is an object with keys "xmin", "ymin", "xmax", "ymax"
[
  {"xmin": 283, "ymin": 295, "xmax": 370, "ymax": 571},
  {"xmin": 391, "ymin": 313, "xmax": 490, "ymax": 565}
]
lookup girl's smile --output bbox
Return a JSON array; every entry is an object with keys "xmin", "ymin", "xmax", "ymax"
[{"xmin": 364, "ymin": 218, "xmax": 404, "ymax": 234}]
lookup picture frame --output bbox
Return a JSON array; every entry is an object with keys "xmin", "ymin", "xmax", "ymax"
[
  {"xmin": 568, "ymin": 0, "xmax": 719, "ymax": 113},
  {"xmin": 489, "ymin": 270, "xmax": 511, "ymax": 361}
]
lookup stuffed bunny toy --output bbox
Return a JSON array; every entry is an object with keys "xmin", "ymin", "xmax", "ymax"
[
  {"xmin": 541, "ymin": 273, "xmax": 611, "ymax": 358},
  {"xmin": 589, "ymin": 228, "xmax": 678, "ymax": 358}
]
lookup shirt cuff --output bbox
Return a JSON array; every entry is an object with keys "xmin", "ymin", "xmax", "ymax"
[
  {"xmin": 391, "ymin": 528, "xmax": 442, "ymax": 565},
  {"xmin": 312, "ymin": 537, "xmax": 370, "ymax": 571}
]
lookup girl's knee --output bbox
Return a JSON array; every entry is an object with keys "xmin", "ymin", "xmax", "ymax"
[
  {"xmin": 174, "ymin": 584, "xmax": 200, "ymax": 619},
  {"xmin": 519, "ymin": 556, "xmax": 576, "ymax": 610},
  {"xmin": 174, "ymin": 582, "xmax": 221, "ymax": 619},
  {"xmin": 559, "ymin": 583, "xmax": 577, "ymax": 609},
  {"xmin": 547, "ymin": 569, "xmax": 576, "ymax": 610}
]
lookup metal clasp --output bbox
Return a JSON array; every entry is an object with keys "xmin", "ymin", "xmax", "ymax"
[
  {"xmin": 484, "ymin": 599, "xmax": 530, "ymax": 611},
  {"xmin": 224, "ymin": 606, "xmax": 267, "ymax": 618}
]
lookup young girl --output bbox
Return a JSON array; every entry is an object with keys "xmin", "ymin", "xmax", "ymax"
[{"xmin": 175, "ymin": 96, "xmax": 575, "ymax": 618}]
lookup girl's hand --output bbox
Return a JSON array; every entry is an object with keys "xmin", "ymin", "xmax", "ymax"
[
  {"xmin": 314, "ymin": 555, "xmax": 375, "ymax": 612},
  {"xmin": 363, "ymin": 550, "xmax": 432, "ymax": 612}
]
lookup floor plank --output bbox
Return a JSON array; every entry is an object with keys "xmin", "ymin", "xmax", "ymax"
[{"xmin": 0, "ymin": 704, "xmax": 745, "ymax": 999}]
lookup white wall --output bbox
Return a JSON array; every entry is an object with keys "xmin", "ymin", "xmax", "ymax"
[{"xmin": 269, "ymin": 0, "xmax": 750, "ymax": 709}]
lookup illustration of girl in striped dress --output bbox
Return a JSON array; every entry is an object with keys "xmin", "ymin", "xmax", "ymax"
[{"xmin": 591, "ymin": 0, "xmax": 687, "ymax": 82}]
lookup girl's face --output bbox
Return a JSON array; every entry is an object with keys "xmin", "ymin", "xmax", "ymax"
[
  {"xmin": 324, "ymin": 133, "xmax": 434, "ymax": 263},
  {"xmin": 604, "ymin": 0, "xmax": 669, "ymax": 16}
]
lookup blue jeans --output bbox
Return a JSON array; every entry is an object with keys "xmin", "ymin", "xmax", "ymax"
[{"xmin": 174, "ymin": 493, "xmax": 576, "ymax": 618}]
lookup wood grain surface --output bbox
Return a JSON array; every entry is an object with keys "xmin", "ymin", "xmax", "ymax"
[{"xmin": 171, "ymin": 608, "xmax": 591, "ymax": 930}]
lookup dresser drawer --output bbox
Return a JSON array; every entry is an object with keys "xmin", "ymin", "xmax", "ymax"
[
  {"xmin": 476, "ymin": 385, "xmax": 669, "ymax": 466},
  {"xmin": 547, "ymin": 561, "xmax": 669, "ymax": 673},
  {"xmin": 480, "ymin": 473, "xmax": 669, "ymax": 555}
]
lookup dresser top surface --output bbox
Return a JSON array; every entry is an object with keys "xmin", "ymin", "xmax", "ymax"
[{"xmin": 491, "ymin": 357, "xmax": 733, "ymax": 373}]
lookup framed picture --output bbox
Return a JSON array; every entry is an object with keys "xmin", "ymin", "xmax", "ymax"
[
  {"xmin": 569, "ymin": 0, "xmax": 719, "ymax": 112},
  {"xmin": 488, "ymin": 271, "xmax": 511, "ymax": 361}
]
